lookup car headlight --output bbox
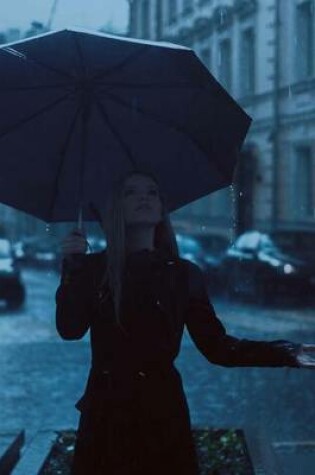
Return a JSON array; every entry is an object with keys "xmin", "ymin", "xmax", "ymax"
[
  {"xmin": 0, "ymin": 260, "xmax": 15, "ymax": 273},
  {"xmin": 282, "ymin": 263, "xmax": 297, "ymax": 274}
]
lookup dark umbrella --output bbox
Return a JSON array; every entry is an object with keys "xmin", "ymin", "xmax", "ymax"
[{"xmin": 0, "ymin": 28, "xmax": 251, "ymax": 223}]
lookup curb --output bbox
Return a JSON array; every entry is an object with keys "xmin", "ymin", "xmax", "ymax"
[
  {"xmin": 0, "ymin": 431, "xmax": 25, "ymax": 475},
  {"xmin": 12, "ymin": 426, "xmax": 311, "ymax": 475},
  {"xmin": 243, "ymin": 426, "xmax": 284, "ymax": 475},
  {"xmin": 12, "ymin": 430, "xmax": 56, "ymax": 475}
]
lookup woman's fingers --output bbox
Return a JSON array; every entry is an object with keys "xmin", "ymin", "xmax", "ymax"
[
  {"xmin": 301, "ymin": 344, "xmax": 315, "ymax": 351},
  {"xmin": 70, "ymin": 227, "xmax": 86, "ymax": 236},
  {"xmin": 59, "ymin": 229, "xmax": 88, "ymax": 255},
  {"xmin": 296, "ymin": 344, "xmax": 315, "ymax": 369}
]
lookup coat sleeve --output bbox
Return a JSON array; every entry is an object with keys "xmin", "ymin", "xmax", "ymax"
[
  {"xmin": 55, "ymin": 254, "xmax": 97, "ymax": 340},
  {"xmin": 184, "ymin": 261, "xmax": 301, "ymax": 367}
]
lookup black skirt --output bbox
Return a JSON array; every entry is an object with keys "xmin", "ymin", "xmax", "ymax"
[{"xmin": 71, "ymin": 366, "xmax": 199, "ymax": 475}]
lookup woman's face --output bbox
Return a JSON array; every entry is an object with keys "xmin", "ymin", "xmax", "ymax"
[{"xmin": 122, "ymin": 174, "xmax": 162, "ymax": 227}]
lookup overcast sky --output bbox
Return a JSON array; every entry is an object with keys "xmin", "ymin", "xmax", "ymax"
[{"xmin": 0, "ymin": 0, "xmax": 129, "ymax": 33}]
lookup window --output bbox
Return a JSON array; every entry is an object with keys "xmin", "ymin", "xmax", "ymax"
[
  {"xmin": 141, "ymin": 0, "xmax": 150, "ymax": 38},
  {"xmin": 168, "ymin": 0, "xmax": 177, "ymax": 24},
  {"xmin": 240, "ymin": 27, "xmax": 255, "ymax": 95},
  {"xmin": 183, "ymin": 0, "xmax": 194, "ymax": 16},
  {"xmin": 218, "ymin": 38, "xmax": 232, "ymax": 90},
  {"xmin": 295, "ymin": 146, "xmax": 313, "ymax": 217},
  {"xmin": 272, "ymin": 232, "xmax": 315, "ymax": 253},
  {"xmin": 211, "ymin": 188, "xmax": 231, "ymax": 217},
  {"xmin": 295, "ymin": 0, "xmax": 314, "ymax": 80}
]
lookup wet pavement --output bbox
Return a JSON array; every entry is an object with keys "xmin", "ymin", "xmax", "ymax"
[{"xmin": 0, "ymin": 267, "xmax": 314, "ymax": 452}]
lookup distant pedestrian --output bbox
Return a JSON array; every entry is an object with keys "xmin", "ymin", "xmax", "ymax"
[{"xmin": 56, "ymin": 171, "xmax": 315, "ymax": 475}]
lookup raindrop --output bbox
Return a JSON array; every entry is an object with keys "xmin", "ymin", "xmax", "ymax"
[
  {"xmin": 230, "ymin": 185, "xmax": 236, "ymax": 203},
  {"xmin": 287, "ymin": 85, "xmax": 292, "ymax": 99},
  {"xmin": 229, "ymin": 184, "xmax": 237, "ymax": 242},
  {"xmin": 3, "ymin": 47, "xmax": 27, "ymax": 60},
  {"xmin": 45, "ymin": 223, "xmax": 51, "ymax": 233},
  {"xmin": 220, "ymin": 8, "xmax": 225, "ymax": 25},
  {"xmin": 132, "ymin": 96, "xmax": 139, "ymax": 125},
  {"xmin": 217, "ymin": 49, "xmax": 222, "ymax": 67}
]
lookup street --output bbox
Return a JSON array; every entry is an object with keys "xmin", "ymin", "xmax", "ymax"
[{"xmin": 0, "ymin": 267, "xmax": 314, "ymax": 452}]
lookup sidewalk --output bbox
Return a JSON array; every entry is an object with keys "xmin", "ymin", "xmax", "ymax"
[
  {"xmin": 1, "ymin": 326, "xmax": 315, "ymax": 473},
  {"xmin": 0, "ymin": 340, "xmax": 90, "ymax": 442}
]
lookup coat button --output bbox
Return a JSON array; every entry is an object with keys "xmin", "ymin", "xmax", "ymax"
[{"xmin": 138, "ymin": 371, "xmax": 146, "ymax": 378}]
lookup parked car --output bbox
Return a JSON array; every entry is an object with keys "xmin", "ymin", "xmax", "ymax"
[
  {"xmin": 20, "ymin": 236, "xmax": 59, "ymax": 269},
  {"xmin": 176, "ymin": 233, "xmax": 206, "ymax": 269},
  {"xmin": 220, "ymin": 230, "xmax": 315, "ymax": 304},
  {"xmin": 175, "ymin": 232, "xmax": 230, "ymax": 293},
  {"xmin": 192, "ymin": 233, "xmax": 230, "ymax": 292},
  {"xmin": 0, "ymin": 238, "xmax": 25, "ymax": 309},
  {"xmin": 12, "ymin": 240, "xmax": 25, "ymax": 262}
]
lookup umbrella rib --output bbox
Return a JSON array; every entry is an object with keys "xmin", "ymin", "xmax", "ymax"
[
  {"xmin": 0, "ymin": 84, "xmax": 70, "ymax": 92},
  {"xmin": 0, "ymin": 91, "xmax": 74, "ymax": 140},
  {"xmin": 103, "ymin": 90, "xmax": 190, "ymax": 140},
  {"xmin": 2, "ymin": 46, "xmax": 73, "ymax": 80},
  {"xmin": 72, "ymin": 33, "xmax": 86, "ymax": 75},
  {"xmin": 94, "ymin": 99, "xmax": 137, "ymax": 168},
  {"xmin": 27, "ymin": 58, "xmax": 73, "ymax": 80},
  {"xmin": 96, "ymin": 82, "xmax": 205, "ymax": 90},
  {"xmin": 91, "ymin": 45, "xmax": 149, "ymax": 82},
  {"xmin": 103, "ymin": 91, "xmax": 232, "ymax": 181},
  {"xmin": 47, "ymin": 103, "xmax": 83, "ymax": 222}
]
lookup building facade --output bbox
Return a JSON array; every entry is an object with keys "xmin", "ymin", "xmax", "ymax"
[{"xmin": 128, "ymin": 0, "xmax": 315, "ymax": 237}]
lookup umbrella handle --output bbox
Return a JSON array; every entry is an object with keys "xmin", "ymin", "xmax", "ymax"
[
  {"xmin": 77, "ymin": 206, "xmax": 83, "ymax": 231},
  {"xmin": 89, "ymin": 202, "xmax": 103, "ymax": 227}
]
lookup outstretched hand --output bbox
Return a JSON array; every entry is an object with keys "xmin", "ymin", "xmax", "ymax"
[{"xmin": 296, "ymin": 344, "xmax": 315, "ymax": 369}]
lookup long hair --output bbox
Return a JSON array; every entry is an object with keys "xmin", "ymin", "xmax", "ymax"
[{"xmin": 101, "ymin": 171, "xmax": 179, "ymax": 328}]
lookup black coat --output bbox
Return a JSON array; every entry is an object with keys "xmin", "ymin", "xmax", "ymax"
[{"xmin": 55, "ymin": 248, "xmax": 299, "ymax": 474}]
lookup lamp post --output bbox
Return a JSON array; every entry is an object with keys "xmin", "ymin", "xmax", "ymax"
[
  {"xmin": 47, "ymin": 0, "xmax": 59, "ymax": 30},
  {"xmin": 271, "ymin": 0, "xmax": 281, "ymax": 231}
]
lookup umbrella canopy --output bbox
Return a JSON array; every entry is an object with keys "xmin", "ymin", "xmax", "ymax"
[{"xmin": 0, "ymin": 28, "xmax": 251, "ymax": 222}]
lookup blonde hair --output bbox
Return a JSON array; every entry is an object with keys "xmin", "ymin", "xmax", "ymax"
[{"xmin": 101, "ymin": 171, "xmax": 179, "ymax": 328}]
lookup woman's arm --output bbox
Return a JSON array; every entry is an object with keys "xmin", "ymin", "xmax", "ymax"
[
  {"xmin": 55, "ymin": 254, "xmax": 96, "ymax": 340},
  {"xmin": 184, "ymin": 261, "xmax": 301, "ymax": 368}
]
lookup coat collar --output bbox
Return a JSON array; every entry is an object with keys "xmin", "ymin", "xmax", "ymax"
[{"xmin": 99, "ymin": 247, "xmax": 179, "ymax": 268}]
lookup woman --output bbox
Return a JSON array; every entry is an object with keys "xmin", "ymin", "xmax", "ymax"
[{"xmin": 56, "ymin": 171, "xmax": 315, "ymax": 475}]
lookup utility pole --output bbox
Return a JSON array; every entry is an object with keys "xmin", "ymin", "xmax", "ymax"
[
  {"xmin": 47, "ymin": 0, "xmax": 59, "ymax": 30},
  {"xmin": 272, "ymin": 0, "xmax": 280, "ymax": 230},
  {"xmin": 127, "ymin": 0, "xmax": 135, "ymax": 37},
  {"xmin": 155, "ymin": 0, "xmax": 162, "ymax": 40}
]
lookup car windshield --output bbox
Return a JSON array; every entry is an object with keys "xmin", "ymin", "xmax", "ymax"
[
  {"xmin": 0, "ymin": 239, "xmax": 11, "ymax": 258},
  {"xmin": 176, "ymin": 235, "xmax": 202, "ymax": 254},
  {"xmin": 195, "ymin": 235, "xmax": 229, "ymax": 255}
]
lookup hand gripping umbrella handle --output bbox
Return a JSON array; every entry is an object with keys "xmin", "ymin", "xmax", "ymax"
[
  {"xmin": 76, "ymin": 203, "xmax": 103, "ymax": 230},
  {"xmin": 89, "ymin": 202, "xmax": 103, "ymax": 228}
]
